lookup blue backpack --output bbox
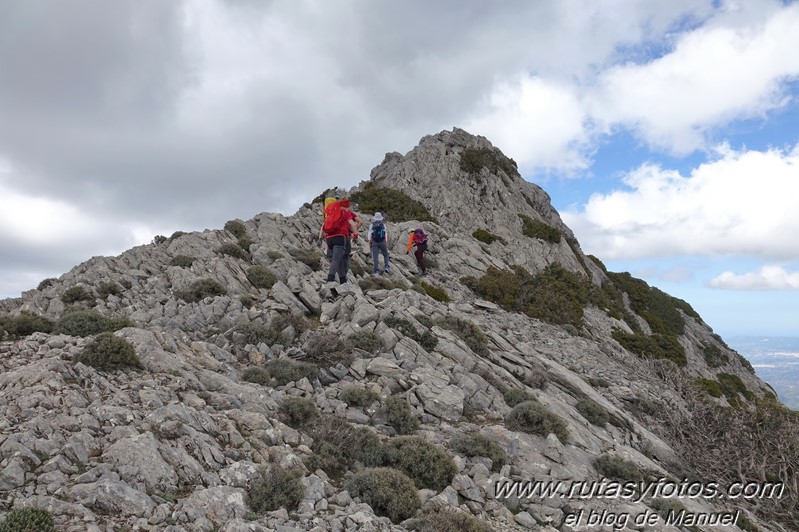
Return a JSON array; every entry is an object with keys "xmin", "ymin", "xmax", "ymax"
[{"xmin": 372, "ymin": 221, "xmax": 386, "ymax": 243}]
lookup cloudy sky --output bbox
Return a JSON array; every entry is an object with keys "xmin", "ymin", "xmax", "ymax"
[{"xmin": 1, "ymin": 0, "xmax": 797, "ymax": 338}]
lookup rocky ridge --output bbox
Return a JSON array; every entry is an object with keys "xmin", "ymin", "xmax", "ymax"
[{"xmin": 0, "ymin": 128, "xmax": 786, "ymax": 531}]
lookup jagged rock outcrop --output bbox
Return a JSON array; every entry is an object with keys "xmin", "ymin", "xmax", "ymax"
[{"xmin": 0, "ymin": 129, "xmax": 788, "ymax": 531}]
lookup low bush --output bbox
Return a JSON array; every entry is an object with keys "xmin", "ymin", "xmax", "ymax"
[
  {"xmin": 350, "ymin": 183, "xmax": 437, "ymax": 223},
  {"xmin": 242, "ymin": 367, "xmax": 271, "ymax": 386},
  {"xmin": 97, "ymin": 281, "xmax": 122, "ymax": 299},
  {"xmin": 418, "ymin": 281, "xmax": 450, "ymax": 303},
  {"xmin": 506, "ymin": 400, "xmax": 569, "ymax": 443},
  {"xmin": 0, "ymin": 507, "xmax": 56, "ymax": 531},
  {"xmin": 216, "ymin": 243, "xmax": 249, "ymax": 260},
  {"xmin": 518, "ymin": 214, "xmax": 561, "ymax": 243},
  {"xmin": 239, "ymin": 295, "xmax": 254, "ymax": 308},
  {"xmin": 62, "ymin": 285, "xmax": 92, "ymax": 303},
  {"xmin": 224, "ymin": 220, "xmax": 247, "ymax": 239},
  {"xmin": 75, "ymin": 332, "xmax": 141, "ymax": 371},
  {"xmin": 450, "ymin": 433, "xmax": 507, "ymax": 471},
  {"xmin": 306, "ymin": 418, "xmax": 385, "ymax": 478},
  {"xmin": 168, "ymin": 230, "xmax": 186, "ymax": 241},
  {"xmin": 0, "ymin": 312, "xmax": 54, "ymax": 338},
  {"xmin": 611, "ymin": 329, "xmax": 687, "ymax": 367},
  {"xmin": 169, "ymin": 254, "xmax": 195, "ymax": 269},
  {"xmin": 407, "ymin": 507, "xmax": 492, "ymax": 532},
  {"xmin": 289, "ymin": 247, "xmax": 322, "ymax": 271},
  {"xmin": 383, "ymin": 316, "xmax": 438, "ymax": 351},
  {"xmin": 340, "ymin": 386, "xmax": 380, "ymax": 408},
  {"xmin": 348, "ymin": 330, "xmax": 383, "ymax": 353},
  {"xmin": 237, "ymin": 235, "xmax": 255, "ymax": 252},
  {"xmin": 246, "ymin": 265, "xmax": 277, "ymax": 289},
  {"xmin": 279, "ymin": 397, "xmax": 318, "ymax": 428},
  {"xmin": 503, "ymin": 388, "xmax": 533, "ymax": 407},
  {"xmin": 593, "ymin": 454, "xmax": 643, "ymax": 482},
  {"xmin": 472, "ymin": 228, "xmax": 505, "ymax": 245},
  {"xmin": 345, "ymin": 468, "xmax": 421, "ymax": 523},
  {"xmin": 383, "ymin": 396, "xmax": 420, "ymax": 435},
  {"xmin": 265, "ymin": 359, "xmax": 319, "ymax": 386},
  {"xmin": 37, "ymin": 278, "xmax": 57, "ymax": 291},
  {"xmin": 303, "ymin": 331, "xmax": 354, "ymax": 366},
  {"xmin": 54, "ymin": 310, "xmax": 134, "ymax": 337},
  {"xmin": 359, "ymin": 276, "xmax": 408, "ymax": 291},
  {"xmin": 717, "ymin": 372, "xmax": 755, "ymax": 402},
  {"xmin": 435, "ymin": 316, "xmax": 488, "ymax": 356},
  {"xmin": 235, "ymin": 322, "xmax": 284, "ymax": 346},
  {"xmin": 382, "ymin": 436, "xmax": 458, "ymax": 491},
  {"xmin": 702, "ymin": 343, "xmax": 728, "ymax": 368},
  {"xmin": 586, "ymin": 376, "xmax": 611, "ymax": 388},
  {"xmin": 176, "ymin": 278, "xmax": 226, "ymax": 303},
  {"xmin": 459, "ymin": 146, "xmax": 519, "ymax": 179},
  {"xmin": 576, "ymin": 398, "xmax": 610, "ymax": 427},
  {"xmin": 697, "ymin": 378, "xmax": 723, "ymax": 398},
  {"xmin": 247, "ymin": 466, "xmax": 303, "ymax": 514}
]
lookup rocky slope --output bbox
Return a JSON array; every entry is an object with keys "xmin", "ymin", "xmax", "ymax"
[{"xmin": 0, "ymin": 128, "xmax": 789, "ymax": 531}]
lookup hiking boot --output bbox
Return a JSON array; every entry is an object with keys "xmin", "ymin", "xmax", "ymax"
[
  {"xmin": 374, "ymin": 271, "xmax": 381, "ymax": 276},
  {"xmin": 384, "ymin": 267, "xmax": 391, "ymax": 274}
]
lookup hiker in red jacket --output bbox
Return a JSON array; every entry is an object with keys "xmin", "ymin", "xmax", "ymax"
[{"xmin": 320, "ymin": 199, "xmax": 358, "ymax": 284}]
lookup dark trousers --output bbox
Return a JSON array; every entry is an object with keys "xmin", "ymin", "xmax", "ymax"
[
  {"xmin": 326, "ymin": 236, "xmax": 347, "ymax": 283},
  {"xmin": 414, "ymin": 242, "xmax": 427, "ymax": 271}
]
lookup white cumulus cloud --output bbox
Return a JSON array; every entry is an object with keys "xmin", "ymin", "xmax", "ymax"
[
  {"xmin": 710, "ymin": 265, "xmax": 799, "ymax": 290},
  {"xmin": 562, "ymin": 143, "xmax": 799, "ymax": 260}
]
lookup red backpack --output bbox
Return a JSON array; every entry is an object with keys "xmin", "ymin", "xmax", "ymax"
[{"xmin": 323, "ymin": 201, "xmax": 347, "ymax": 236}]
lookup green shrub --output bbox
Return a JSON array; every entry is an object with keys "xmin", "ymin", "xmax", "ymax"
[
  {"xmin": 303, "ymin": 331, "xmax": 354, "ymax": 366},
  {"xmin": 628, "ymin": 396, "xmax": 660, "ymax": 417},
  {"xmin": 307, "ymin": 418, "xmax": 385, "ymax": 478},
  {"xmin": 717, "ymin": 373, "xmax": 755, "ymax": 401},
  {"xmin": 75, "ymin": 332, "xmax": 141, "ymax": 371},
  {"xmin": 348, "ymin": 330, "xmax": 383, "ymax": 353},
  {"xmin": 345, "ymin": 468, "xmax": 421, "ymax": 523},
  {"xmin": 418, "ymin": 281, "xmax": 450, "ymax": 303},
  {"xmin": 224, "ymin": 220, "xmax": 247, "ymax": 239},
  {"xmin": 382, "ymin": 436, "xmax": 458, "ymax": 491},
  {"xmin": 237, "ymin": 235, "xmax": 254, "ymax": 252},
  {"xmin": 37, "ymin": 278, "xmax": 57, "ymax": 291},
  {"xmin": 239, "ymin": 294, "xmax": 254, "ymax": 308},
  {"xmin": 0, "ymin": 507, "xmax": 56, "ymax": 532},
  {"xmin": 247, "ymin": 466, "xmax": 303, "ymax": 514},
  {"xmin": 54, "ymin": 310, "xmax": 134, "ymax": 337},
  {"xmin": 97, "ymin": 281, "xmax": 122, "ymax": 299},
  {"xmin": 450, "ymin": 433, "xmax": 507, "ymax": 471},
  {"xmin": 279, "ymin": 396, "xmax": 318, "ymax": 428},
  {"xmin": 518, "ymin": 214, "xmax": 561, "ymax": 243},
  {"xmin": 62, "ymin": 285, "xmax": 92, "ymax": 303},
  {"xmin": 586, "ymin": 376, "xmax": 611, "ymax": 388},
  {"xmin": 265, "ymin": 359, "xmax": 319, "ymax": 386},
  {"xmin": 606, "ymin": 271, "xmax": 699, "ymax": 336},
  {"xmin": 0, "ymin": 312, "xmax": 54, "ymax": 338},
  {"xmin": 216, "ymin": 242, "xmax": 249, "ymax": 260},
  {"xmin": 267, "ymin": 250, "xmax": 284, "ymax": 260},
  {"xmin": 648, "ymin": 497, "xmax": 688, "ymax": 520},
  {"xmin": 593, "ymin": 454, "xmax": 642, "ymax": 482},
  {"xmin": 176, "ymin": 278, "xmax": 226, "ymax": 303},
  {"xmin": 435, "ymin": 316, "xmax": 488, "ymax": 356},
  {"xmin": 289, "ymin": 247, "xmax": 322, "ymax": 271},
  {"xmin": 407, "ymin": 507, "xmax": 492, "ymax": 532},
  {"xmin": 242, "ymin": 367, "xmax": 271, "ymax": 386},
  {"xmin": 168, "ymin": 231, "xmax": 186, "ymax": 241},
  {"xmin": 472, "ymin": 228, "xmax": 505, "ymax": 245},
  {"xmin": 383, "ymin": 316, "xmax": 438, "ymax": 350},
  {"xmin": 697, "ymin": 378, "xmax": 723, "ymax": 398},
  {"xmin": 350, "ymin": 183, "xmax": 437, "ymax": 223},
  {"xmin": 462, "ymin": 264, "xmax": 602, "ymax": 328},
  {"xmin": 153, "ymin": 235, "xmax": 167, "ymax": 244},
  {"xmin": 383, "ymin": 396, "xmax": 420, "ymax": 435},
  {"xmin": 503, "ymin": 388, "xmax": 533, "ymax": 407},
  {"xmin": 506, "ymin": 400, "xmax": 569, "ymax": 443},
  {"xmin": 459, "ymin": 147, "xmax": 518, "ymax": 179},
  {"xmin": 576, "ymin": 398, "xmax": 610, "ymax": 427},
  {"xmin": 340, "ymin": 386, "xmax": 380, "ymax": 408},
  {"xmin": 235, "ymin": 322, "xmax": 284, "ymax": 346},
  {"xmin": 611, "ymin": 329, "xmax": 687, "ymax": 367},
  {"xmin": 246, "ymin": 265, "xmax": 277, "ymax": 289},
  {"xmin": 359, "ymin": 276, "xmax": 408, "ymax": 291},
  {"xmin": 702, "ymin": 343, "xmax": 728, "ymax": 368}
]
